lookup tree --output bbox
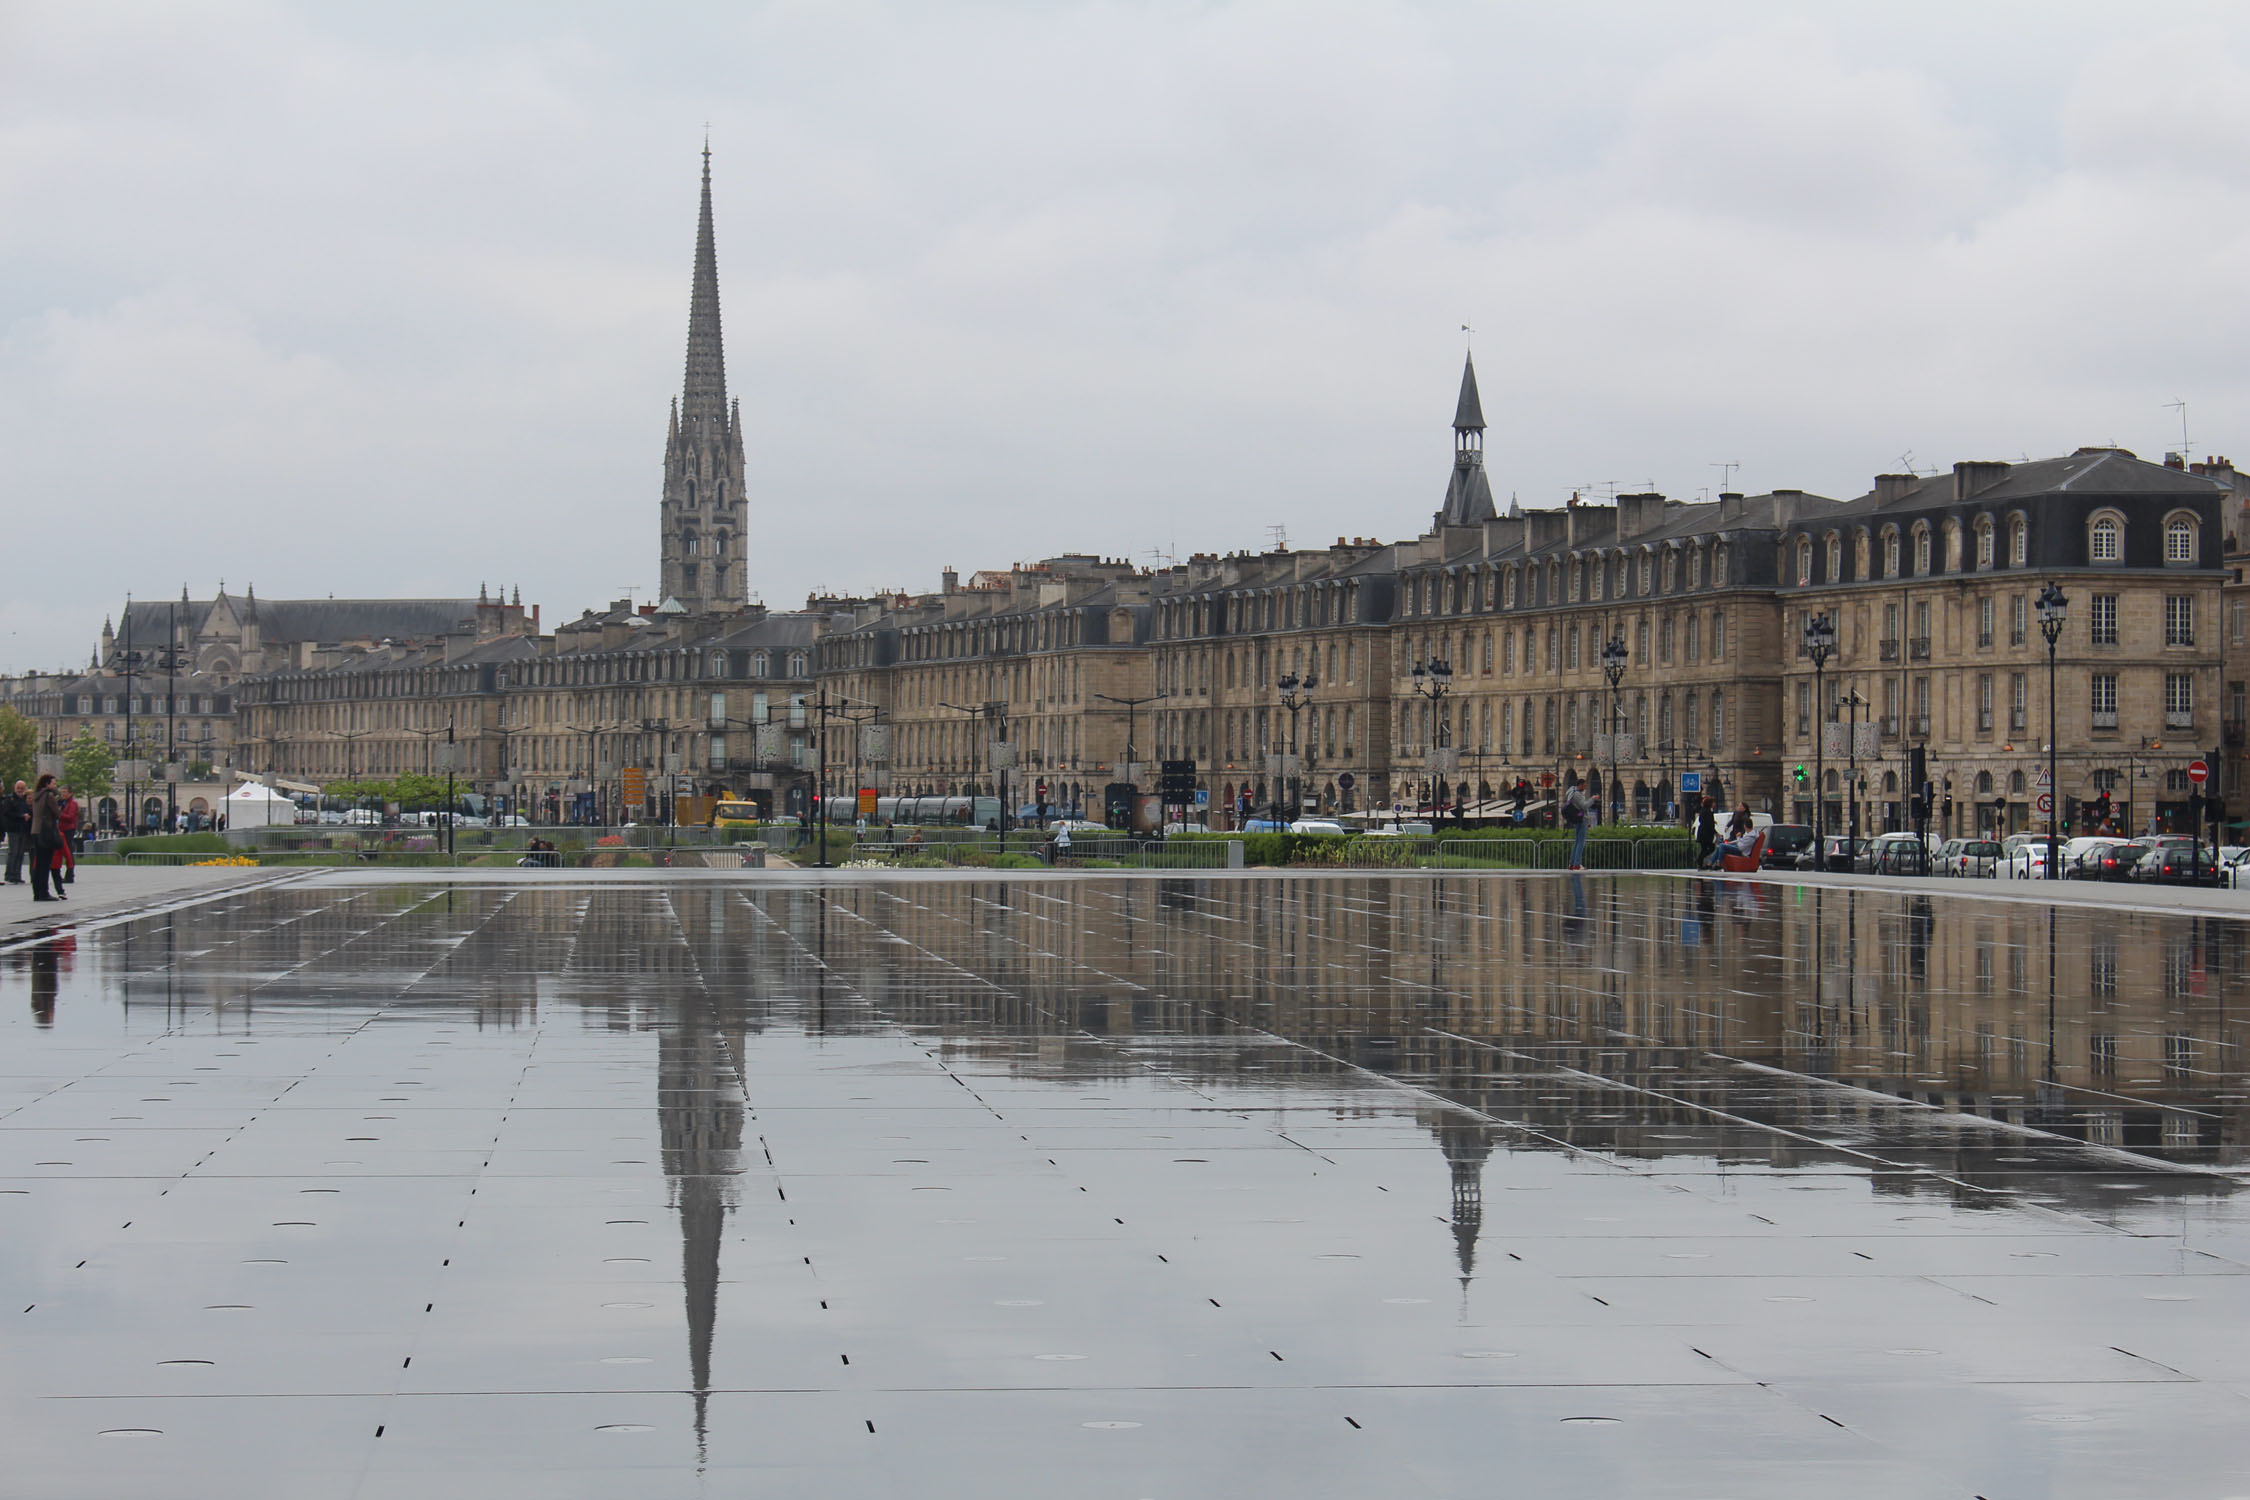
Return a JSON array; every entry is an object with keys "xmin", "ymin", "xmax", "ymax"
[
  {"xmin": 63, "ymin": 729, "xmax": 114, "ymax": 799},
  {"xmin": 0, "ymin": 706, "xmax": 34, "ymax": 790}
]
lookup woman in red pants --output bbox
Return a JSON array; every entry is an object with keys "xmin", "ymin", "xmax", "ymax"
[{"xmin": 54, "ymin": 786, "xmax": 78, "ymax": 886}]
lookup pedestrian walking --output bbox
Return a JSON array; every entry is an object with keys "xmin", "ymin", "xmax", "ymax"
[
  {"xmin": 1563, "ymin": 783, "xmax": 1591, "ymax": 871},
  {"xmin": 1, "ymin": 780, "xmax": 27, "ymax": 884},
  {"xmin": 1695, "ymin": 804, "xmax": 1719, "ymax": 870},
  {"xmin": 28, "ymin": 774, "xmax": 66, "ymax": 902},
  {"xmin": 1053, "ymin": 825, "xmax": 1072, "ymax": 865}
]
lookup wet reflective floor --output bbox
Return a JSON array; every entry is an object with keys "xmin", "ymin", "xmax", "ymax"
[{"xmin": 2, "ymin": 871, "xmax": 2247, "ymax": 1498}]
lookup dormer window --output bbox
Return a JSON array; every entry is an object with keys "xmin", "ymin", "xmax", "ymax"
[
  {"xmin": 2090, "ymin": 516, "xmax": 2122, "ymax": 563},
  {"xmin": 2165, "ymin": 515, "xmax": 2198, "ymax": 565}
]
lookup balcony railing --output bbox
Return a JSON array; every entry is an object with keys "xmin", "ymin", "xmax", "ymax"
[
  {"xmin": 2165, "ymin": 710, "xmax": 2195, "ymax": 729},
  {"xmin": 2092, "ymin": 710, "xmax": 2120, "ymax": 730},
  {"xmin": 1977, "ymin": 632, "xmax": 1993, "ymax": 649},
  {"xmin": 1909, "ymin": 714, "xmax": 1931, "ymax": 736},
  {"xmin": 2010, "ymin": 710, "xmax": 2028, "ymax": 732},
  {"xmin": 1909, "ymin": 637, "xmax": 1932, "ymax": 660},
  {"xmin": 1879, "ymin": 639, "xmax": 1900, "ymax": 662},
  {"xmin": 1880, "ymin": 715, "xmax": 1900, "ymax": 737}
]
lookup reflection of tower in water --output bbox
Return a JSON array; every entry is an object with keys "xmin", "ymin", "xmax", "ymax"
[
  {"xmin": 658, "ymin": 996, "xmax": 745, "ymax": 1463},
  {"xmin": 1427, "ymin": 1110, "xmax": 1494, "ymax": 1311}
]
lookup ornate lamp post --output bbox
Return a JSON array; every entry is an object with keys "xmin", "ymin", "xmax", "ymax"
[
  {"xmin": 1410, "ymin": 657, "xmax": 1453, "ymax": 819},
  {"xmin": 2036, "ymin": 581, "xmax": 2068, "ymax": 880},
  {"xmin": 1802, "ymin": 612, "xmax": 1836, "ymax": 863},
  {"xmin": 1277, "ymin": 670, "xmax": 1317, "ymax": 821},
  {"xmin": 1600, "ymin": 633, "xmax": 1628, "ymax": 824}
]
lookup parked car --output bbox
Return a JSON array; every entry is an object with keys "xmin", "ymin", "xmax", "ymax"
[
  {"xmin": 1819, "ymin": 836, "xmax": 1867, "ymax": 872},
  {"xmin": 2058, "ymin": 836, "xmax": 2138, "ymax": 881},
  {"xmin": 2001, "ymin": 834, "xmax": 2051, "ymax": 879},
  {"xmin": 1364, "ymin": 821, "xmax": 1437, "ymax": 838},
  {"xmin": 2130, "ymin": 838, "xmax": 2219, "ymax": 886},
  {"xmin": 1936, "ymin": 838, "xmax": 2004, "ymax": 876},
  {"xmin": 1760, "ymin": 824, "xmax": 1817, "ymax": 869},
  {"xmin": 1865, "ymin": 831, "xmax": 1933, "ymax": 875},
  {"xmin": 1288, "ymin": 818, "xmax": 1348, "ymax": 836},
  {"xmin": 2222, "ymin": 846, "xmax": 2250, "ymax": 888}
]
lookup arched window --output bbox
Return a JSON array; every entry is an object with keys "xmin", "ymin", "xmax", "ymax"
[
  {"xmin": 750, "ymin": 651, "xmax": 770, "ymax": 677},
  {"xmin": 1710, "ymin": 691, "xmax": 1725, "ymax": 749},
  {"xmin": 2090, "ymin": 515, "xmax": 2122, "ymax": 563},
  {"xmin": 1825, "ymin": 533, "xmax": 1842, "ymax": 582},
  {"xmin": 1883, "ymin": 528, "xmax": 1901, "ymax": 578},
  {"xmin": 1568, "ymin": 558, "xmax": 1582, "ymax": 602},
  {"xmin": 709, "ymin": 651, "xmax": 727, "ymax": 677},
  {"xmin": 1589, "ymin": 558, "xmax": 1604, "ymax": 601},
  {"xmin": 1975, "ymin": 519, "xmax": 1994, "ymax": 568},
  {"xmin": 1795, "ymin": 537, "xmax": 1813, "ymax": 586},
  {"xmin": 2165, "ymin": 514, "xmax": 2198, "ymax": 565},
  {"xmin": 2009, "ymin": 514, "xmax": 2027, "ymax": 566},
  {"xmin": 1913, "ymin": 524, "xmax": 1932, "ymax": 575}
]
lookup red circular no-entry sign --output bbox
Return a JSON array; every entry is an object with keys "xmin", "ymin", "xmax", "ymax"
[{"xmin": 2189, "ymin": 759, "xmax": 2210, "ymax": 785}]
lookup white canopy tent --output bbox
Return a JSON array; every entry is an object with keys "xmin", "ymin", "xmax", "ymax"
[{"xmin": 224, "ymin": 780, "xmax": 297, "ymax": 829}]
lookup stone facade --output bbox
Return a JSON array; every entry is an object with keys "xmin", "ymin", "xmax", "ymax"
[
  {"xmin": 1776, "ymin": 451, "xmax": 2229, "ymax": 839},
  {"xmin": 814, "ymin": 557, "xmax": 1155, "ymax": 816}
]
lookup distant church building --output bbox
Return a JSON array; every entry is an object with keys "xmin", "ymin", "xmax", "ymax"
[{"xmin": 658, "ymin": 146, "xmax": 750, "ymax": 614}]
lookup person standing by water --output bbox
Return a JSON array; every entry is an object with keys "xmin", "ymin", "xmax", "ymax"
[
  {"xmin": 1695, "ymin": 803, "xmax": 1719, "ymax": 870},
  {"xmin": 54, "ymin": 786, "xmax": 78, "ymax": 886},
  {"xmin": 28, "ymin": 774, "xmax": 65, "ymax": 902},
  {"xmin": 1563, "ymin": 782, "xmax": 1592, "ymax": 871},
  {"xmin": 1, "ymin": 780, "xmax": 27, "ymax": 884}
]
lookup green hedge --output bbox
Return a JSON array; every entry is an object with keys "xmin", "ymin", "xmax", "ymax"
[{"xmin": 113, "ymin": 833, "xmax": 230, "ymax": 855}]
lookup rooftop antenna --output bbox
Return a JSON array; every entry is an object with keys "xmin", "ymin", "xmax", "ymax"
[
  {"xmin": 1267, "ymin": 524, "xmax": 1290, "ymax": 552},
  {"xmin": 2166, "ymin": 397, "xmax": 2191, "ymax": 461},
  {"xmin": 1711, "ymin": 461, "xmax": 1740, "ymax": 494}
]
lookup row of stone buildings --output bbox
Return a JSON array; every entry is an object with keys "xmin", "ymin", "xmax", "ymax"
[
  {"xmin": 5, "ymin": 147, "xmax": 2244, "ymax": 837},
  {"xmin": 5, "ymin": 379, "xmax": 2243, "ymax": 835}
]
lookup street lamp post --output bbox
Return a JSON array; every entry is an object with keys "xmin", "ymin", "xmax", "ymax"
[
  {"xmin": 1277, "ymin": 671, "xmax": 1317, "ymax": 822},
  {"xmin": 1802, "ymin": 612, "xmax": 1836, "ymax": 864},
  {"xmin": 1410, "ymin": 656, "xmax": 1453, "ymax": 821},
  {"xmin": 1600, "ymin": 634, "xmax": 1627, "ymax": 825},
  {"xmin": 2036, "ymin": 581, "xmax": 2068, "ymax": 881}
]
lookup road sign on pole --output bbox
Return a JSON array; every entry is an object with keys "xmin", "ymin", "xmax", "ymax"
[
  {"xmin": 2035, "ymin": 791, "xmax": 2054, "ymax": 815},
  {"xmin": 2188, "ymin": 759, "xmax": 2210, "ymax": 785}
]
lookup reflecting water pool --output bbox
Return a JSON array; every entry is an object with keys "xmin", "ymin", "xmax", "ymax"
[{"xmin": 2, "ymin": 872, "xmax": 2245, "ymax": 1498}]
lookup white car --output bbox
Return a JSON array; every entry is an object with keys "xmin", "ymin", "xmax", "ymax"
[
  {"xmin": 1288, "ymin": 818, "xmax": 1348, "ymax": 836},
  {"xmin": 1365, "ymin": 821, "xmax": 1437, "ymax": 837},
  {"xmin": 2000, "ymin": 834, "xmax": 2051, "ymax": 879}
]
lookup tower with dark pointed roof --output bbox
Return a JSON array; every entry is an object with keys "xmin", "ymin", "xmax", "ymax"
[
  {"xmin": 660, "ymin": 144, "xmax": 749, "ymax": 613},
  {"xmin": 1433, "ymin": 352, "xmax": 1497, "ymax": 530}
]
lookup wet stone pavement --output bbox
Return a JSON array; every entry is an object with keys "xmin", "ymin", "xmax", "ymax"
[{"xmin": 1, "ymin": 871, "xmax": 2247, "ymax": 1499}]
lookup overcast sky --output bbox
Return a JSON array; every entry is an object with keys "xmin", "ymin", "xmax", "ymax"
[{"xmin": 6, "ymin": 1, "xmax": 2250, "ymax": 670}]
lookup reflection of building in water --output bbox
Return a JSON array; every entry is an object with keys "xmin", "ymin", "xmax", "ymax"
[
  {"xmin": 658, "ymin": 995, "xmax": 744, "ymax": 1458},
  {"xmin": 773, "ymin": 877, "xmax": 2250, "ymax": 1175},
  {"xmin": 1420, "ymin": 1106, "xmax": 1492, "ymax": 1301}
]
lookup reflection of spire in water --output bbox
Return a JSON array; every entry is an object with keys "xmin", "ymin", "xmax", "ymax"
[
  {"xmin": 659, "ymin": 999, "xmax": 744, "ymax": 1466},
  {"xmin": 1430, "ymin": 1112, "xmax": 1494, "ymax": 1313}
]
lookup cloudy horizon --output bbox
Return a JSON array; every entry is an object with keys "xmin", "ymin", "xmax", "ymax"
[{"xmin": 7, "ymin": 1, "xmax": 2250, "ymax": 670}]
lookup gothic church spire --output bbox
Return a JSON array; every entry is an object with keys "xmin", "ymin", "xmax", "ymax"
[{"xmin": 681, "ymin": 142, "xmax": 728, "ymax": 427}]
